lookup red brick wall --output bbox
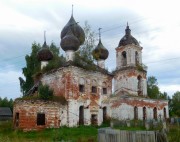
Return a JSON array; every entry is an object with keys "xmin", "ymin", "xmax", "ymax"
[{"xmin": 13, "ymin": 100, "xmax": 65, "ymax": 131}]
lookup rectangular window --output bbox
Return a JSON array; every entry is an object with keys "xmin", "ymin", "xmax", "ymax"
[
  {"xmin": 92, "ymin": 86, "xmax": 97, "ymax": 93},
  {"xmin": 79, "ymin": 85, "xmax": 85, "ymax": 92},
  {"xmin": 37, "ymin": 113, "xmax": 45, "ymax": 125},
  {"xmin": 103, "ymin": 88, "xmax": 107, "ymax": 94}
]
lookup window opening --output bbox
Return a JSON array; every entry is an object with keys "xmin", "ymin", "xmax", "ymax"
[
  {"xmin": 37, "ymin": 113, "xmax": 45, "ymax": 125},
  {"xmin": 103, "ymin": 88, "xmax": 107, "ymax": 94},
  {"xmin": 79, "ymin": 85, "xmax": 85, "ymax": 92},
  {"xmin": 92, "ymin": 86, "xmax": 97, "ymax": 93}
]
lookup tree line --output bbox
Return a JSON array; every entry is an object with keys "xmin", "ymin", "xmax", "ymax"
[
  {"xmin": 0, "ymin": 97, "xmax": 13, "ymax": 111},
  {"xmin": 146, "ymin": 76, "xmax": 180, "ymax": 117}
]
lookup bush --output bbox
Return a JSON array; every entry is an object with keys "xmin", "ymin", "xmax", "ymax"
[{"xmin": 38, "ymin": 84, "xmax": 53, "ymax": 100}]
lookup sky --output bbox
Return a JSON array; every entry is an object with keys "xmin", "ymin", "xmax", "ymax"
[{"xmin": 0, "ymin": 0, "xmax": 180, "ymax": 99}]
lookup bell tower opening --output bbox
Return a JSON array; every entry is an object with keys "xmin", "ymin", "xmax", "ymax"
[
  {"xmin": 122, "ymin": 51, "xmax": 127, "ymax": 66},
  {"xmin": 137, "ymin": 75, "xmax": 143, "ymax": 96},
  {"xmin": 135, "ymin": 51, "xmax": 139, "ymax": 65}
]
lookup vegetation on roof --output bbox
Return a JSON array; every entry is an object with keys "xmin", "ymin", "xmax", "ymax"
[
  {"xmin": 19, "ymin": 22, "xmax": 110, "ymax": 97},
  {"xmin": 16, "ymin": 84, "xmax": 67, "ymax": 105}
]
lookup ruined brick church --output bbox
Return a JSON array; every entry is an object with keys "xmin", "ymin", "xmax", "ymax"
[{"xmin": 13, "ymin": 13, "xmax": 169, "ymax": 131}]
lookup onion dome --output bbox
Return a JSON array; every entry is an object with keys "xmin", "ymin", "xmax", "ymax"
[
  {"xmin": 60, "ymin": 28, "xmax": 80, "ymax": 51},
  {"xmin": 93, "ymin": 28, "xmax": 109, "ymax": 60},
  {"xmin": 60, "ymin": 15, "xmax": 85, "ymax": 45},
  {"xmin": 37, "ymin": 32, "xmax": 53, "ymax": 61},
  {"xmin": 118, "ymin": 23, "xmax": 139, "ymax": 47},
  {"xmin": 93, "ymin": 39, "xmax": 109, "ymax": 60}
]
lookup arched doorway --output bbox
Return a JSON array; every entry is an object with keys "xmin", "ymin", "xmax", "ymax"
[
  {"xmin": 153, "ymin": 107, "xmax": 157, "ymax": 120},
  {"xmin": 91, "ymin": 114, "xmax": 98, "ymax": 125},
  {"xmin": 134, "ymin": 106, "xmax": 138, "ymax": 120},
  {"xmin": 79, "ymin": 106, "xmax": 84, "ymax": 125},
  {"xmin": 103, "ymin": 107, "xmax": 107, "ymax": 122},
  {"xmin": 143, "ymin": 107, "xmax": 146, "ymax": 120}
]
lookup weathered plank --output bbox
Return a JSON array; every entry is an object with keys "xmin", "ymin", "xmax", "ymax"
[{"xmin": 98, "ymin": 128, "xmax": 156, "ymax": 142}]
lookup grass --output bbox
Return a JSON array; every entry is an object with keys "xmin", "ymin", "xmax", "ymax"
[
  {"xmin": 168, "ymin": 124, "xmax": 180, "ymax": 142},
  {"xmin": 0, "ymin": 121, "xmax": 98, "ymax": 142},
  {"xmin": 1, "ymin": 120, "xmax": 180, "ymax": 142}
]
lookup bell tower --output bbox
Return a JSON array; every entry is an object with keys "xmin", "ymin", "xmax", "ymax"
[{"xmin": 114, "ymin": 23, "xmax": 147, "ymax": 96}]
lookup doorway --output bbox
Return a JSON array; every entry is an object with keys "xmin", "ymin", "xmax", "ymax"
[
  {"xmin": 79, "ymin": 106, "xmax": 84, "ymax": 125},
  {"xmin": 91, "ymin": 114, "xmax": 98, "ymax": 125}
]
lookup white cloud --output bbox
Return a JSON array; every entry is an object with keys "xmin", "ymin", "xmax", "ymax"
[
  {"xmin": 159, "ymin": 84, "xmax": 180, "ymax": 97},
  {"xmin": 0, "ymin": 69, "xmax": 23, "ymax": 99}
]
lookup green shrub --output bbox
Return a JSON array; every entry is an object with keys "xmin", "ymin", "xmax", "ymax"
[{"xmin": 38, "ymin": 84, "xmax": 53, "ymax": 100}]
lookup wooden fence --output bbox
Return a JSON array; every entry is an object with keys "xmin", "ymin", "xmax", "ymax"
[{"xmin": 98, "ymin": 128, "xmax": 156, "ymax": 142}]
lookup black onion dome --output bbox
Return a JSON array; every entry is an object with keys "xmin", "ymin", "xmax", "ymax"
[
  {"xmin": 93, "ymin": 39, "xmax": 109, "ymax": 60},
  {"xmin": 37, "ymin": 41, "xmax": 53, "ymax": 61},
  {"xmin": 60, "ymin": 15, "xmax": 85, "ymax": 45},
  {"xmin": 60, "ymin": 28, "xmax": 80, "ymax": 51},
  {"xmin": 118, "ymin": 24, "xmax": 139, "ymax": 47}
]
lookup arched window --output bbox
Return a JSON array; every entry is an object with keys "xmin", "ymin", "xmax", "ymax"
[
  {"xmin": 137, "ymin": 75, "xmax": 142, "ymax": 96},
  {"xmin": 135, "ymin": 51, "xmax": 139, "ymax": 65},
  {"xmin": 163, "ymin": 108, "xmax": 167, "ymax": 119},
  {"xmin": 153, "ymin": 107, "xmax": 157, "ymax": 120},
  {"xmin": 79, "ymin": 78, "xmax": 85, "ymax": 93},
  {"xmin": 134, "ymin": 106, "xmax": 138, "ymax": 120},
  {"xmin": 143, "ymin": 107, "xmax": 146, "ymax": 120},
  {"xmin": 103, "ymin": 107, "xmax": 107, "ymax": 122},
  {"xmin": 92, "ymin": 80, "xmax": 97, "ymax": 94},
  {"xmin": 102, "ymin": 82, "xmax": 107, "ymax": 95},
  {"xmin": 79, "ymin": 106, "xmax": 84, "ymax": 125},
  {"xmin": 122, "ymin": 51, "xmax": 127, "ymax": 66}
]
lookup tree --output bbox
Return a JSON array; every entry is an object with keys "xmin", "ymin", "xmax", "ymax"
[
  {"xmin": 170, "ymin": 91, "xmax": 180, "ymax": 116},
  {"xmin": 74, "ymin": 21, "xmax": 97, "ymax": 70},
  {"xmin": 147, "ymin": 76, "xmax": 168, "ymax": 99},
  {"xmin": 147, "ymin": 76, "xmax": 160, "ymax": 99},
  {"xmin": 78, "ymin": 21, "xmax": 96, "ymax": 61},
  {"xmin": 19, "ymin": 42, "xmax": 41, "ymax": 96},
  {"xmin": 159, "ymin": 91, "xmax": 168, "ymax": 100}
]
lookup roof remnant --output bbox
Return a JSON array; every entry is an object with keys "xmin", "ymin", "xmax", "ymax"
[{"xmin": 0, "ymin": 107, "xmax": 12, "ymax": 116}]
